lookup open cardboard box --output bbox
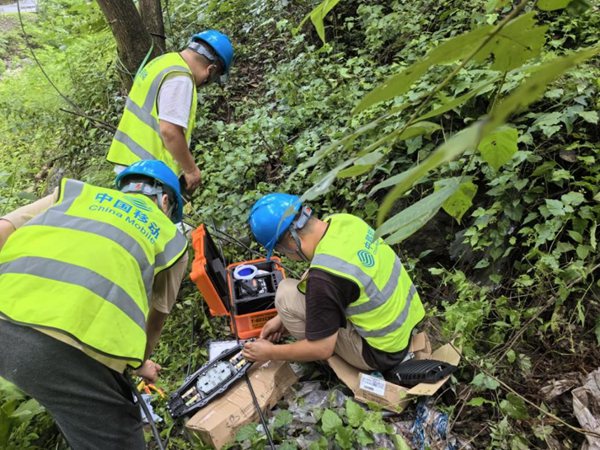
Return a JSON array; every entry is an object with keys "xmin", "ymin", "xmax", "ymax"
[
  {"xmin": 327, "ymin": 332, "xmax": 461, "ymax": 412},
  {"xmin": 185, "ymin": 360, "xmax": 299, "ymax": 449}
]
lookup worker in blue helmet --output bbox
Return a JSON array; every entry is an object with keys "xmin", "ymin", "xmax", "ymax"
[
  {"xmin": 244, "ymin": 193, "xmax": 426, "ymax": 374},
  {"xmin": 107, "ymin": 30, "xmax": 235, "ymax": 196},
  {"xmin": 0, "ymin": 160, "xmax": 189, "ymax": 449}
]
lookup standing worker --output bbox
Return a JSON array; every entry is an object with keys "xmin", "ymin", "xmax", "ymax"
[
  {"xmin": 107, "ymin": 30, "xmax": 234, "ymax": 195},
  {"xmin": 0, "ymin": 160, "xmax": 188, "ymax": 449},
  {"xmin": 243, "ymin": 193, "xmax": 425, "ymax": 373}
]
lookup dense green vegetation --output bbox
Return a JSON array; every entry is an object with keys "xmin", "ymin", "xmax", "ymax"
[{"xmin": 0, "ymin": 0, "xmax": 598, "ymax": 448}]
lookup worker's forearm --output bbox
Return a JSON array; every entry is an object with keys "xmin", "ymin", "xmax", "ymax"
[
  {"xmin": 270, "ymin": 339, "xmax": 332, "ymax": 362},
  {"xmin": 161, "ymin": 130, "xmax": 196, "ymax": 174},
  {"xmin": 144, "ymin": 308, "xmax": 168, "ymax": 360}
]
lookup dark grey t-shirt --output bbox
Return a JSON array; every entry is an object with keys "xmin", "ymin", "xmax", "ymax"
[{"xmin": 304, "ymin": 268, "xmax": 410, "ymax": 371}]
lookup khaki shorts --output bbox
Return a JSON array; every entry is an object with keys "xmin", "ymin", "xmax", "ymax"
[{"xmin": 275, "ymin": 278, "xmax": 374, "ymax": 370}]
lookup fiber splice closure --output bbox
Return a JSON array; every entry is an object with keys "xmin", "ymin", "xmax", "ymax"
[
  {"xmin": 189, "ymin": 224, "xmax": 286, "ymax": 339},
  {"xmin": 167, "ymin": 343, "xmax": 253, "ymax": 419}
]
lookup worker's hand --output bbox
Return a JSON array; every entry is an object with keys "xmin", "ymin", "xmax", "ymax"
[
  {"xmin": 183, "ymin": 166, "xmax": 201, "ymax": 194},
  {"xmin": 259, "ymin": 315, "xmax": 285, "ymax": 343},
  {"xmin": 242, "ymin": 339, "xmax": 274, "ymax": 362},
  {"xmin": 134, "ymin": 359, "xmax": 162, "ymax": 384}
]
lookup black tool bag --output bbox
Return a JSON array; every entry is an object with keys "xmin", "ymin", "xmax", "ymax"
[{"xmin": 384, "ymin": 359, "xmax": 457, "ymax": 387}]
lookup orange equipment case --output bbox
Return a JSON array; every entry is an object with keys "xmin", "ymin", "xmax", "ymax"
[{"xmin": 189, "ymin": 224, "xmax": 285, "ymax": 339}]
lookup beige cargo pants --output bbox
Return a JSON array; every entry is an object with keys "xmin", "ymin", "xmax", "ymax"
[{"xmin": 275, "ymin": 278, "xmax": 374, "ymax": 370}]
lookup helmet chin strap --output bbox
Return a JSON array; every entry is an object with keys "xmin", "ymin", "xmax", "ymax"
[
  {"xmin": 289, "ymin": 227, "xmax": 309, "ymax": 262},
  {"xmin": 287, "ymin": 206, "xmax": 313, "ymax": 262}
]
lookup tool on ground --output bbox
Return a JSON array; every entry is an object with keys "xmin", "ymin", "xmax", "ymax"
[
  {"xmin": 384, "ymin": 359, "xmax": 457, "ymax": 387},
  {"xmin": 137, "ymin": 380, "xmax": 166, "ymax": 398},
  {"xmin": 127, "ymin": 372, "xmax": 166, "ymax": 450}
]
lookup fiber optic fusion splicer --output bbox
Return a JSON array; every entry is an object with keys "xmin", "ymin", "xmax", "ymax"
[{"xmin": 189, "ymin": 224, "xmax": 286, "ymax": 339}]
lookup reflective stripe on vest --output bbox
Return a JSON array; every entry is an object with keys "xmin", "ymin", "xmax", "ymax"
[
  {"xmin": 0, "ymin": 179, "xmax": 188, "ymax": 366},
  {"xmin": 107, "ymin": 53, "xmax": 197, "ymax": 174},
  {"xmin": 309, "ymin": 214, "xmax": 424, "ymax": 352},
  {"xmin": 0, "ymin": 256, "xmax": 147, "ymax": 330}
]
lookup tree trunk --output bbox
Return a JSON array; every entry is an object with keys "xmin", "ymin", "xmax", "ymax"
[
  {"xmin": 139, "ymin": 0, "xmax": 166, "ymax": 54},
  {"xmin": 96, "ymin": 0, "xmax": 159, "ymax": 90}
]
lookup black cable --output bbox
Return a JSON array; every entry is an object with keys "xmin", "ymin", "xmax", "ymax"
[
  {"xmin": 229, "ymin": 307, "xmax": 276, "ymax": 450},
  {"xmin": 17, "ymin": 0, "xmax": 80, "ymax": 112},
  {"xmin": 182, "ymin": 213, "xmax": 301, "ymax": 279},
  {"xmin": 126, "ymin": 372, "xmax": 166, "ymax": 450},
  {"xmin": 185, "ymin": 304, "xmax": 196, "ymax": 379},
  {"xmin": 16, "ymin": 0, "xmax": 117, "ymax": 133}
]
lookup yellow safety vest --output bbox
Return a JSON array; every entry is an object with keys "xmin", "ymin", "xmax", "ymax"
[
  {"xmin": 0, "ymin": 179, "xmax": 188, "ymax": 367},
  {"xmin": 304, "ymin": 214, "xmax": 425, "ymax": 352},
  {"xmin": 106, "ymin": 52, "xmax": 198, "ymax": 175}
]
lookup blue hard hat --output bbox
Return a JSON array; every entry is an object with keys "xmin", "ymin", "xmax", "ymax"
[
  {"xmin": 190, "ymin": 30, "xmax": 234, "ymax": 73},
  {"xmin": 115, "ymin": 160, "xmax": 184, "ymax": 223},
  {"xmin": 248, "ymin": 193, "xmax": 302, "ymax": 259}
]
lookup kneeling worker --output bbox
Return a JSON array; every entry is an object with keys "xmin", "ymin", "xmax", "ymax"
[
  {"xmin": 243, "ymin": 193, "xmax": 425, "ymax": 372},
  {"xmin": 0, "ymin": 161, "xmax": 188, "ymax": 449}
]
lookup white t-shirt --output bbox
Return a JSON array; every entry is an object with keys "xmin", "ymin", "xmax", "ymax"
[{"xmin": 157, "ymin": 74, "xmax": 194, "ymax": 130}]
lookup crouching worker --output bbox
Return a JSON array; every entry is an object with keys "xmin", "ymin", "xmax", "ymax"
[
  {"xmin": 0, "ymin": 160, "xmax": 188, "ymax": 450},
  {"xmin": 242, "ymin": 193, "xmax": 425, "ymax": 373}
]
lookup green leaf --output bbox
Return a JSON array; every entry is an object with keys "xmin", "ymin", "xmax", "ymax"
[
  {"xmin": 467, "ymin": 397, "xmax": 493, "ymax": 406},
  {"xmin": 576, "ymin": 244, "xmax": 590, "ymax": 259},
  {"xmin": 561, "ymin": 192, "xmax": 585, "ymax": 206},
  {"xmin": 377, "ymin": 123, "xmax": 483, "ymax": 225},
  {"xmin": 273, "ymin": 410, "xmax": 293, "ymax": 429},
  {"xmin": 506, "ymin": 349, "xmax": 516, "ymax": 363},
  {"xmin": 474, "ymin": 259, "xmax": 490, "ymax": 269},
  {"xmin": 545, "ymin": 199, "xmax": 566, "ymax": 216},
  {"xmin": 345, "ymin": 399, "xmax": 366, "ymax": 428},
  {"xmin": 577, "ymin": 110, "xmax": 599, "ymax": 124},
  {"xmin": 532, "ymin": 112, "xmax": 563, "ymax": 138},
  {"xmin": 321, "ymin": 409, "xmax": 343, "ymax": 434},
  {"xmin": 438, "ymin": 179, "xmax": 478, "ymax": 222},
  {"xmin": 393, "ymin": 434, "xmax": 412, "ymax": 450},
  {"xmin": 337, "ymin": 151, "xmax": 383, "ymax": 178},
  {"xmin": 537, "ymin": 0, "xmax": 573, "ymax": 10},
  {"xmin": 354, "ymin": 26, "xmax": 493, "ymax": 113},
  {"xmin": 362, "ymin": 412, "xmax": 387, "ymax": 434},
  {"xmin": 416, "ymin": 76, "xmax": 500, "ymax": 122},
  {"xmin": 478, "ymin": 126, "xmax": 518, "ymax": 171},
  {"xmin": 488, "ymin": 46, "xmax": 600, "ymax": 131},
  {"xmin": 10, "ymin": 399, "xmax": 43, "ymax": 421},
  {"xmin": 356, "ymin": 428, "xmax": 375, "ymax": 447},
  {"xmin": 474, "ymin": 12, "xmax": 548, "ymax": 71},
  {"xmin": 298, "ymin": 0, "xmax": 342, "ymax": 43},
  {"xmin": 235, "ymin": 424, "xmax": 259, "ymax": 442},
  {"xmin": 568, "ymin": 230, "xmax": 583, "ymax": 243},
  {"xmin": 334, "ymin": 426, "xmax": 353, "ymax": 449},
  {"xmin": 378, "ymin": 178, "xmax": 461, "ymax": 243},
  {"xmin": 500, "ymin": 393, "xmax": 530, "ymax": 420},
  {"xmin": 471, "ymin": 373, "xmax": 500, "ymax": 390}
]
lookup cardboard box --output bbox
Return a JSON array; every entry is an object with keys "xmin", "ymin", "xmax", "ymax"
[
  {"xmin": 185, "ymin": 360, "xmax": 299, "ymax": 449},
  {"xmin": 327, "ymin": 333, "xmax": 461, "ymax": 412}
]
